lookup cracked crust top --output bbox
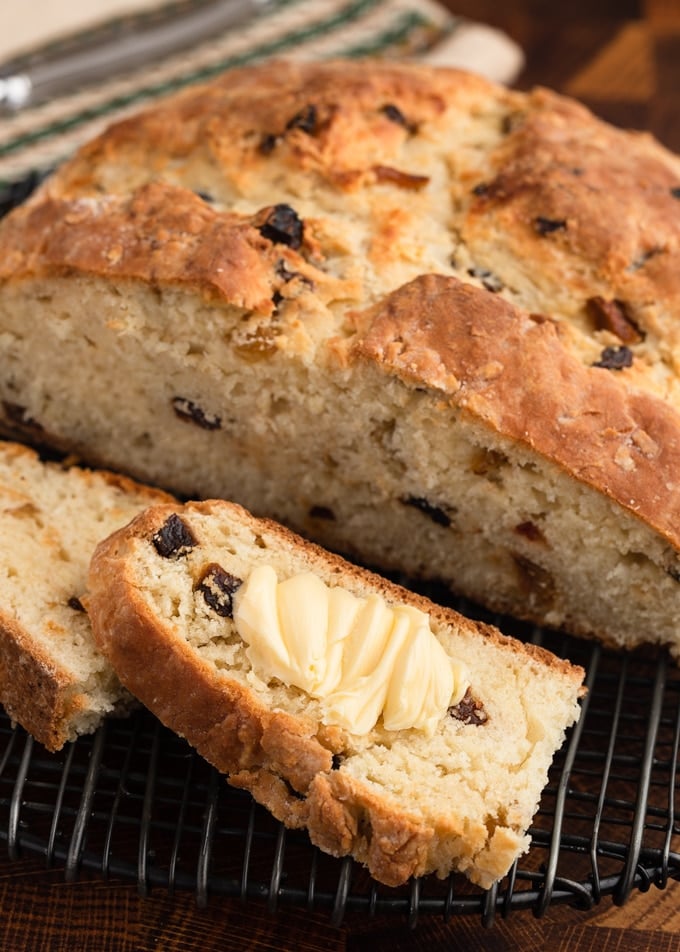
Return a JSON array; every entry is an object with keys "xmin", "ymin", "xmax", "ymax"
[{"xmin": 349, "ymin": 274, "xmax": 680, "ymax": 551}]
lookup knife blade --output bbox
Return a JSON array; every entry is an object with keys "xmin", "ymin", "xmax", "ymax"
[{"xmin": 0, "ymin": 0, "xmax": 271, "ymax": 112}]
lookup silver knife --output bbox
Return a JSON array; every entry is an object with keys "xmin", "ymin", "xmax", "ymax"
[{"xmin": 0, "ymin": 0, "xmax": 271, "ymax": 112}]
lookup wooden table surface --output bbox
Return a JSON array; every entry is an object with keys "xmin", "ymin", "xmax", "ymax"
[{"xmin": 2, "ymin": 1, "xmax": 680, "ymax": 949}]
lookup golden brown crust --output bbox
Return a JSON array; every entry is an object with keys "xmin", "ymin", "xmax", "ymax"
[
  {"xmin": 48, "ymin": 59, "xmax": 500, "ymax": 199},
  {"xmin": 0, "ymin": 609, "xmax": 78, "ymax": 751},
  {"xmin": 350, "ymin": 274, "xmax": 680, "ymax": 550},
  {"xmin": 25, "ymin": 59, "xmax": 680, "ymax": 334},
  {"xmin": 0, "ymin": 182, "xmax": 282, "ymax": 313},
  {"xmin": 465, "ymin": 85, "xmax": 680, "ymax": 312},
  {"xmin": 306, "ymin": 772, "xmax": 434, "ymax": 888}
]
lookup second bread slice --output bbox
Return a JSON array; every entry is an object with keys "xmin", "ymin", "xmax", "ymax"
[
  {"xmin": 87, "ymin": 498, "xmax": 585, "ymax": 888},
  {"xmin": 0, "ymin": 440, "xmax": 173, "ymax": 750}
]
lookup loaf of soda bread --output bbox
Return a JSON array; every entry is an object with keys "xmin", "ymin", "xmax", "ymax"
[
  {"xmin": 0, "ymin": 439, "xmax": 172, "ymax": 750},
  {"xmin": 1, "ymin": 58, "xmax": 680, "ymax": 653},
  {"xmin": 86, "ymin": 498, "xmax": 585, "ymax": 888}
]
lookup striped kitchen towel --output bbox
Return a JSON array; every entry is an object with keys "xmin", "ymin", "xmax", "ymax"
[{"xmin": 0, "ymin": 0, "xmax": 524, "ymax": 185}]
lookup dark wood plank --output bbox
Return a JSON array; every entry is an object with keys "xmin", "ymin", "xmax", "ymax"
[{"xmin": 450, "ymin": 0, "xmax": 680, "ymax": 150}]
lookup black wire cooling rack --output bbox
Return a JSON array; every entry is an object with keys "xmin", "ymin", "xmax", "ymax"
[{"xmin": 0, "ymin": 608, "xmax": 679, "ymax": 930}]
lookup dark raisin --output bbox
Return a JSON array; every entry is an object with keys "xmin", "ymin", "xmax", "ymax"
[
  {"xmin": 197, "ymin": 563, "xmax": 242, "ymax": 618},
  {"xmin": 471, "ymin": 182, "xmax": 489, "ymax": 196},
  {"xmin": 172, "ymin": 397, "xmax": 221, "ymax": 431},
  {"xmin": 331, "ymin": 754, "xmax": 343, "ymax": 770},
  {"xmin": 534, "ymin": 216, "xmax": 567, "ymax": 235},
  {"xmin": 402, "ymin": 496, "xmax": 452, "ymax": 528},
  {"xmin": 67, "ymin": 596, "xmax": 86, "ymax": 612},
  {"xmin": 258, "ymin": 204, "xmax": 303, "ymax": 250},
  {"xmin": 449, "ymin": 689, "xmax": 488, "ymax": 725},
  {"xmin": 586, "ymin": 297, "xmax": 644, "ymax": 344},
  {"xmin": 670, "ymin": 187, "xmax": 680, "ymax": 199},
  {"xmin": 514, "ymin": 521, "xmax": 546, "ymax": 544},
  {"xmin": 500, "ymin": 112, "xmax": 525, "ymax": 134},
  {"xmin": 285, "ymin": 103, "xmax": 318, "ymax": 134},
  {"xmin": 627, "ymin": 248, "xmax": 660, "ymax": 272},
  {"xmin": 381, "ymin": 102, "xmax": 406, "ymax": 125},
  {"xmin": 512, "ymin": 554, "xmax": 556, "ymax": 605},
  {"xmin": 593, "ymin": 345, "xmax": 634, "ymax": 370},
  {"xmin": 152, "ymin": 514, "xmax": 197, "ymax": 558},
  {"xmin": 467, "ymin": 267, "xmax": 504, "ymax": 293},
  {"xmin": 259, "ymin": 133, "xmax": 279, "ymax": 156},
  {"xmin": 309, "ymin": 505, "xmax": 336, "ymax": 521},
  {"xmin": 380, "ymin": 103, "xmax": 416, "ymax": 133},
  {"xmin": 194, "ymin": 190, "xmax": 215, "ymax": 204}
]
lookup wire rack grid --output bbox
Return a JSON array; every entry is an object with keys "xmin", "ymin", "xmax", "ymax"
[{"xmin": 0, "ymin": 614, "xmax": 679, "ymax": 930}]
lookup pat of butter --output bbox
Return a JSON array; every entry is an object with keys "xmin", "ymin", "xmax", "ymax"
[{"xmin": 232, "ymin": 565, "xmax": 468, "ymax": 734}]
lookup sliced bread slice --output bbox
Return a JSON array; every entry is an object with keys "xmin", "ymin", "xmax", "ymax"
[
  {"xmin": 0, "ymin": 440, "xmax": 173, "ymax": 750},
  {"xmin": 87, "ymin": 498, "xmax": 585, "ymax": 888}
]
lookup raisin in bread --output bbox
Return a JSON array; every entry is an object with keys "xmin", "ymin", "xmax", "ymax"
[
  {"xmin": 0, "ymin": 439, "xmax": 173, "ymax": 750},
  {"xmin": 86, "ymin": 498, "xmax": 584, "ymax": 889},
  {"xmin": 1, "ymin": 59, "xmax": 680, "ymax": 654}
]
